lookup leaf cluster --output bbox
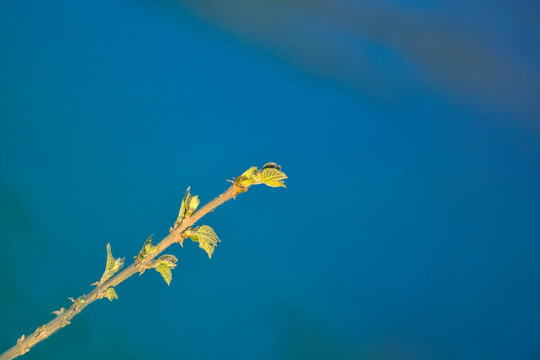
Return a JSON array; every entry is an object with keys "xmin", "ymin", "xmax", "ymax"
[{"xmin": 233, "ymin": 162, "xmax": 287, "ymax": 194}]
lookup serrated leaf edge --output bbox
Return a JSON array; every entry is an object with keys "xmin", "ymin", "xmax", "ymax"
[
  {"xmin": 260, "ymin": 167, "xmax": 287, "ymax": 188},
  {"xmin": 99, "ymin": 243, "xmax": 125, "ymax": 284},
  {"xmin": 137, "ymin": 234, "xmax": 158, "ymax": 261},
  {"xmin": 105, "ymin": 287, "xmax": 118, "ymax": 301},
  {"xmin": 155, "ymin": 263, "xmax": 173, "ymax": 285},
  {"xmin": 185, "ymin": 225, "xmax": 221, "ymax": 259},
  {"xmin": 152, "ymin": 254, "xmax": 178, "ymax": 286}
]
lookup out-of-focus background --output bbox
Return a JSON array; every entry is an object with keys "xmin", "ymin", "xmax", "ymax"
[{"xmin": 1, "ymin": 1, "xmax": 539, "ymax": 359}]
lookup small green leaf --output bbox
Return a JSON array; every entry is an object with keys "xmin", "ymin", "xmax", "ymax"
[
  {"xmin": 188, "ymin": 195, "xmax": 199, "ymax": 215},
  {"xmin": 155, "ymin": 263, "xmax": 173, "ymax": 285},
  {"xmin": 260, "ymin": 164, "xmax": 287, "ymax": 188},
  {"xmin": 137, "ymin": 235, "xmax": 159, "ymax": 261},
  {"xmin": 176, "ymin": 187, "xmax": 200, "ymax": 227},
  {"xmin": 99, "ymin": 243, "xmax": 125, "ymax": 284},
  {"xmin": 158, "ymin": 254, "xmax": 178, "ymax": 267},
  {"xmin": 183, "ymin": 188, "xmax": 200, "ymax": 217},
  {"xmin": 105, "ymin": 243, "xmax": 114, "ymax": 273},
  {"xmin": 153, "ymin": 254, "xmax": 178, "ymax": 286},
  {"xmin": 185, "ymin": 225, "xmax": 221, "ymax": 259},
  {"xmin": 105, "ymin": 287, "xmax": 118, "ymax": 301},
  {"xmin": 234, "ymin": 166, "xmax": 260, "ymax": 192},
  {"xmin": 69, "ymin": 295, "xmax": 86, "ymax": 305}
]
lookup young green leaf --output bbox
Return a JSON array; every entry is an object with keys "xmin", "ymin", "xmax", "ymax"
[
  {"xmin": 234, "ymin": 166, "xmax": 260, "ymax": 193},
  {"xmin": 155, "ymin": 263, "xmax": 172, "ymax": 285},
  {"xmin": 105, "ymin": 287, "xmax": 118, "ymax": 301},
  {"xmin": 157, "ymin": 254, "xmax": 178, "ymax": 267},
  {"xmin": 69, "ymin": 295, "xmax": 87, "ymax": 310},
  {"xmin": 233, "ymin": 163, "xmax": 287, "ymax": 193},
  {"xmin": 105, "ymin": 243, "xmax": 115, "ymax": 273},
  {"xmin": 68, "ymin": 295, "xmax": 86, "ymax": 304},
  {"xmin": 176, "ymin": 187, "xmax": 200, "ymax": 228},
  {"xmin": 99, "ymin": 243, "xmax": 125, "ymax": 284},
  {"xmin": 185, "ymin": 225, "xmax": 221, "ymax": 259},
  {"xmin": 152, "ymin": 254, "xmax": 178, "ymax": 286},
  {"xmin": 137, "ymin": 235, "xmax": 159, "ymax": 261},
  {"xmin": 260, "ymin": 164, "xmax": 287, "ymax": 188}
]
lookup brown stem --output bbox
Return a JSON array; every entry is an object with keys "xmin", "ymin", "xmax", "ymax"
[{"xmin": 0, "ymin": 184, "xmax": 238, "ymax": 360}]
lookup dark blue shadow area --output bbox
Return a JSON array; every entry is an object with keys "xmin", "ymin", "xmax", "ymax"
[{"xmin": 1, "ymin": 1, "xmax": 539, "ymax": 360}]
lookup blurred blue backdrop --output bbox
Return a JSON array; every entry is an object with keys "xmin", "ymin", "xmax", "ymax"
[{"xmin": 1, "ymin": 1, "xmax": 539, "ymax": 359}]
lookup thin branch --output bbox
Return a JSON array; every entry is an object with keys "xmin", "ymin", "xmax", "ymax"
[
  {"xmin": 1, "ymin": 164, "xmax": 286, "ymax": 359},
  {"xmin": 0, "ymin": 174, "xmax": 255, "ymax": 360}
]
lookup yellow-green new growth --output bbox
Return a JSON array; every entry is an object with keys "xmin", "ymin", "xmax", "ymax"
[
  {"xmin": 98, "ymin": 243, "xmax": 125, "ymax": 284},
  {"xmin": 175, "ymin": 187, "xmax": 200, "ymax": 228},
  {"xmin": 259, "ymin": 164, "xmax": 287, "ymax": 187},
  {"xmin": 153, "ymin": 255, "xmax": 178, "ymax": 286},
  {"xmin": 185, "ymin": 225, "xmax": 221, "ymax": 259},
  {"xmin": 137, "ymin": 235, "xmax": 159, "ymax": 261},
  {"xmin": 68, "ymin": 295, "xmax": 86, "ymax": 304},
  {"xmin": 105, "ymin": 287, "xmax": 118, "ymax": 301},
  {"xmin": 234, "ymin": 166, "xmax": 259, "ymax": 193},
  {"xmin": 233, "ymin": 162, "xmax": 287, "ymax": 194}
]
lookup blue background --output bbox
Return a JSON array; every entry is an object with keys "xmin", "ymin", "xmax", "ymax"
[{"xmin": 1, "ymin": 1, "xmax": 539, "ymax": 359}]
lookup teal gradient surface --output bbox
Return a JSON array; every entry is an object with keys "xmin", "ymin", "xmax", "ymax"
[{"xmin": 1, "ymin": 1, "xmax": 539, "ymax": 359}]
